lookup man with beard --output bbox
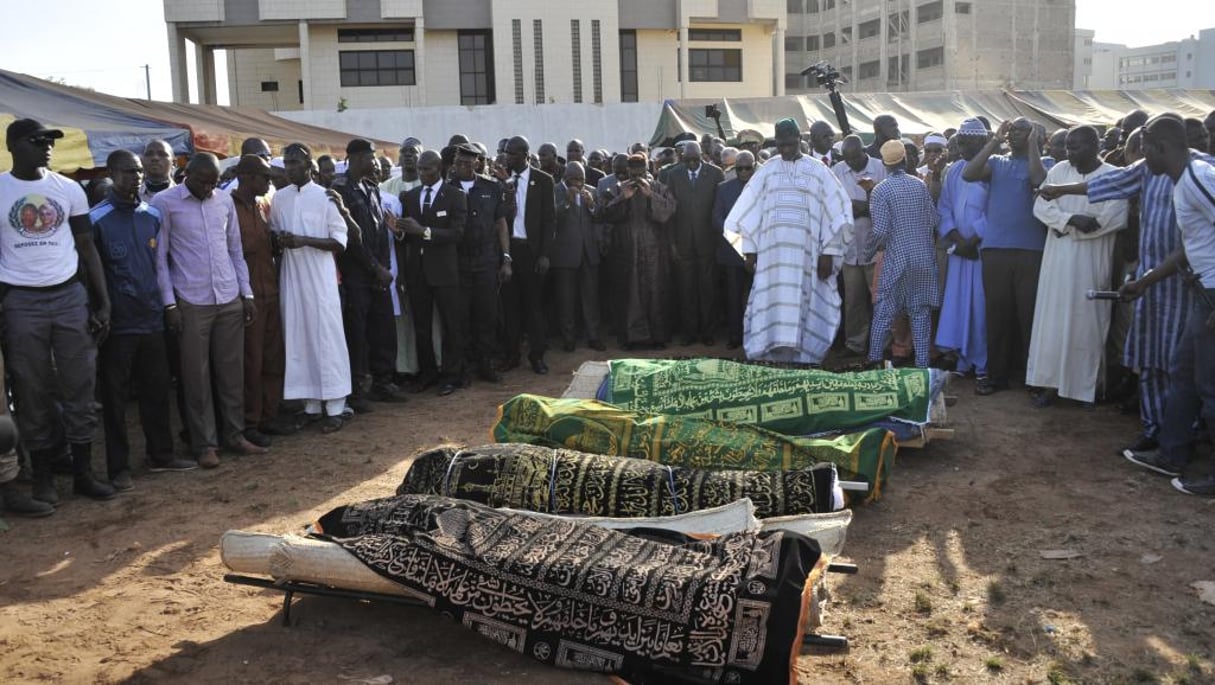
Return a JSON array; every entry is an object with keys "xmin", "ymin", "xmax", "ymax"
[{"xmin": 1027, "ymin": 126, "xmax": 1128, "ymax": 407}]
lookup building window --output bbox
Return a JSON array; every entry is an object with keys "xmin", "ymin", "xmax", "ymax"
[
  {"xmin": 786, "ymin": 36, "xmax": 804, "ymax": 51},
  {"xmin": 841, "ymin": 26, "xmax": 852, "ymax": 44},
  {"xmin": 337, "ymin": 27, "xmax": 414, "ymax": 43},
  {"xmin": 955, "ymin": 2, "xmax": 971, "ymax": 14},
  {"xmin": 688, "ymin": 28, "xmax": 742, "ymax": 42},
  {"xmin": 917, "ymin": 1, "xmax": 943, "ymax": 23},
  {"xmin": 338, "ymin": 50, "xmax": 415, "ymax": 87},
  {"xmin": 807, "ymin": 0, "xmax": 820, "ymax": 10},
  {"xmin": 824, "ymin": 0, "xmax": 835, "ymax": 9},
  {"xmin": 591, "ymin": 19, "xmax": 603, "ymax": 104},
  {"xmin": 1083, "ymin": 37, "xmax": 1092, "ymax": 45},
  {"xmin": 806, "ymin": 35, "xmax": 820, "ymax": 51},
  {"xmin": 260, "ymin": 81, "xmax": 279, "ymax": 92},
  {"xmin": 887, "ymin": 54, "xmax": 908, "ymax": 85},
  {"xmin": 1083, "ymin": 57, "xmax": 1091, "ymax": 65},
  {"xmin": 512, "ymin": 19, "xmax": 524, "ymax": 104},
  {"xmin": 533, "ymin": 20, "xmax": 545, "ymax": 103},
  {"xmin": 297, "ymin": 80, "xmax": 303, "ymax": 104},
  {"xmin": 787, "ymin": 0, "xmax": 803, "ymax": 13},
  {"xmin": 786, "ymin": 73, "xmax": 807, "ymax": 89},
  {"xmin": 571, "ymin": 20, "xmax": 583, "ymax": 103},
  {"xmin": 458, "ymin": 30, "xmax": 494, "ymax": 105},
  {"xmin": 620, "ymin": 30, "xmax": 638, "ymax": 102},
  {"xmin": 888, "ymin": 10, "xmax": 908, "ymax": 42},
  {"xmin": 689, "ymin": 49, "xmax": 742, "ymax": 81},
  {"xmin": 917, "ymin": 46, "xmax": 944, "ymax": 69},
  {"xmin": 859, "ymin": 60, "xmax": 880, "ymax": 79},
  {"xmin": 841, "ymin": 65, "xmax": 853, "ymax": 80},
  {"xmin": 823, "ymin": 32, "xmax": 835, "ymax": 49},
  {"xmin": 859, "ymin": 19, "xmax": 880, "ymax": 40}
]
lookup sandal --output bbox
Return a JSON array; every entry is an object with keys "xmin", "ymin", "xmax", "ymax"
[{"xmin": 320, "ymin": 416, "xmax": 344, "ymax": 434}]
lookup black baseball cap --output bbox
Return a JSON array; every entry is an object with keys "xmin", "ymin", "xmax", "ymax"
[
  {"xmin": 346, "ymin": 138, "xmax": 375, "ymax": 155},
  {"xmin": 6, "ymin": 118, "xmax": 64, "ymax": 150}
]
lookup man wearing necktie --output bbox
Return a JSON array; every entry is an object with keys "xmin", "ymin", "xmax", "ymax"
[
  {"xmin": 497, "ymin": 136, "xmax": 556, "ymax": 375},
  {"xmin": 663, "ymin": 140, "xmax": 725, "ymax": 346},
  {"xmin": 809, "ymin": 120, "xmax": 838, "ymax": 167},
  {"xmin": 396, "ymin": 150, "xmax": 467, "ymax": 396}
]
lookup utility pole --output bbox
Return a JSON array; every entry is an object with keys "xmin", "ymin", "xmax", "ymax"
[{"xmin": 143, "ymin": 64, "xmax": 151, "ymax": 100}]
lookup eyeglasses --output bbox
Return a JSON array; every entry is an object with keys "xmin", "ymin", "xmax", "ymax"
[{"xmin": 26, "ymin": 135, "xmax": 56, "ymax": 147}]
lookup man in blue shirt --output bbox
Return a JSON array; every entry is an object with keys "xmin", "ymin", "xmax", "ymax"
[
  {"xmin": 91, "ymin": 150, "xmax": 197, "ymax": 490},
  {"xmin": 962, "ymin": 118, "xmax": 1048, "ymax": 394}
]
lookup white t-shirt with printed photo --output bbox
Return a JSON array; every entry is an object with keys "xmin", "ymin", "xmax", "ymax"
[{"xmin": 0, "ymin": 171, "xmax": 88, "ymax": 287}]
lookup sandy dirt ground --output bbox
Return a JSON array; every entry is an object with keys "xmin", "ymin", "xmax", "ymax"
[{"xmin": 1, "ymin": 343, "xmax": 1213, "ymax": 685}]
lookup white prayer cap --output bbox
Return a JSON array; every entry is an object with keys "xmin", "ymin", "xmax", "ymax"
[
  {"xmin": 270, "ymin": 156, "xmax": 285, "ymax": 169},
  {"xmin": 924, "ymin": 133, "xmax": 948, "ymax": 147}
]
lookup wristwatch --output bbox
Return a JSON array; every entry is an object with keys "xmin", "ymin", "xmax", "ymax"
[
  {"xmin": 502, "ymin": 252, "xmax": 513, "ymax": 264},
  {"xmin": 242, "ymin": 295, "xmax": 255, "ymax": 301}
]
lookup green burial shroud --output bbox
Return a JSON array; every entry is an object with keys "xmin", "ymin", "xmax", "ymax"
[
  {"xmin": 604, "ymin": 358, "xmax": 934, "ymax": 435},
  {"xmin": 492, "ymin": 394, "xmax": 896, "ymax": 501}
]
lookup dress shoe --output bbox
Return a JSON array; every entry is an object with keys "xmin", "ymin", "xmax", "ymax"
[
  {"xmin": 243, "ymin": 428, "xmax": 273, "ymax": 448},
  {"xmin": 368, "ymin": 383, "xmax": 411, "ymax": 403},
  {"xmin": 974, "ymin": 375, "xmax": 1007, "ymax": 396},
  {"xmin": 259, "ymin": 416, "xmax": 302, "ymax": 436},
  {"xmin": 225, "ymin": 437, "xmax": 269, "ymax": 456},
  {"xmin": 347, "ymin": 395, "xmax": 376, "ymax": 413},
  {"xmin": 530, "ymin": 357, "xmax": 549, "ymax": 375},
  {"xmin": 437, "ymin": 382, "xmax": 460, "ymax": 397},
  {"xmin": 110, "ymin": 471, "xmax": 134, "ymax": 492},
  {"xmin": 320, "ymin": 415, "xmax": 345, "ymax": 434},
  {"xmin": 408, "ymin": 375, "xmax": 439, "ymax": 393},
  {"xmin": 588, "ymin": 339, "xmax": 607, "ymax": 351},
  {"xmin": 148, "ymin": 457, "xmax": 198, "ymax": 473},
  {"xmin": 197, "ymin": 449, "xmax": 221, "ymax": 469},
  {"xmin": 476, "ymin": 365, "xmax": 502, "ymax": 383}
]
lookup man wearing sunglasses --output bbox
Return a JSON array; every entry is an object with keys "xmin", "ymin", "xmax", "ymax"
[{"xmin": 0, "ymin": 119, "xmax": 116, "ymax": 514}]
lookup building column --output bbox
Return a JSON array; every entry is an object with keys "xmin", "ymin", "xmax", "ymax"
[
  {"xmin": 414, "ymin": 17, "xmax": 426, "ymax": 106},
  {"xmin": 167, "ymin": 22, "xmax": 189, "ymax": 104},
  {"xmin": 678, "ymin": 25, "xmax": 689, "ymax": 99},
  {"xmin": 298, "ymin": 20, "xmax": 313, "ymax": 109},
  {"xmin": 774, "ymin": 27, "xmax": 786, "ymax": 96},
  {"xmin": 196, "ymin": 44, "xmax": 217, "ymax": 105}
]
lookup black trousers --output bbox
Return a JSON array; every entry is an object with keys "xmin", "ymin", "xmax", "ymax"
[
  {"xmin": 99, "ymin": 332, "xmax": 174, "ymax": 476},
  {"xmin": 344, "ymin": 283, "xmax": 398, "ymax": 392},
  {"xmin": 674, "ymin": 253, "xmax": 718, "ymax": 340},
  {"xmin": 502, "ymin": 239, "xmax": 548, "ymax": 360},
  {"xmin": 981, "ymin": 248, "xmax": 1043, "ymax": 385},
  {"xmin": 723, "ymin": 265, "xmax": 752, "ymax": 346},
  {"xmin": 553, "ymin": 264, "xmax": 601, "ymax": 344},
  {"xmin": 460, "ymin": 268, "xmax": 499, "ymax": 371},
  {"xmin": 407, "ymin": 275, "xmax": 464, "ymax": 385}
]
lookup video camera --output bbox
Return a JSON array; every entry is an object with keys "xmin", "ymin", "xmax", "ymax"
[{"xmin": 801, "ymin": 61, "xmax": 845, "ymax": 89}]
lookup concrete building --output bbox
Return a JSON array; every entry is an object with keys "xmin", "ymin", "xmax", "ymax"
[
  {"xmin": 783, "ymin": 0, "xmax": 1074, "ymax": 94},
  {"xmin": 1080, "ymin": 28, "xmax": 1215, "ymax": 91},
  {"xmin": 1073, "ymin": 28, "xmax": 1094, "ymax": 90},
  {"xmin": 163, "ymin": 0, "xmax": 788, "ymax": 110}
]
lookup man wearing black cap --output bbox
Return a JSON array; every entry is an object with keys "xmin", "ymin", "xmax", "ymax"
[
  {"xmin": 452, "ymin": 143, "xmax": 510, "ymax": 383},
  {"xmin": 334, "ymin": 139, "xmax": 405, "ymax": 409},
  {"xmin": 0, "ymin": 119, "xmax": 115, "ymax": 507}
]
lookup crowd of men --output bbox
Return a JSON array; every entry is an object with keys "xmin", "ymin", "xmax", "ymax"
[{"xmin": 1, "ymin": 105, "xmax": 1214, "ymax": 518}]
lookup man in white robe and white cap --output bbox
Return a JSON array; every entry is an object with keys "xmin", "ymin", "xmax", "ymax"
[
  {"xmin": 270, "ymin": 143, "xmax": 353, "ymax": 432},
  {"xmin": 725, "ymin": 117, "xmax": 854, "ymax": 363}
]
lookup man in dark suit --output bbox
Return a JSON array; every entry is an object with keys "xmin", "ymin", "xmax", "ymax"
[
  {"xmin": 498, "ymin": 135, "xmax": 556, "ymax": 374},
  {"xmin": 808, "ymin": 120, "xmax": 838, "ymax": 166},
  {"xmin": 451, "ymin": 144, "xmax": 510, "ymax": 383},
  {"xmin": 567, "ymin": 139, "xmax": 604, "ymax": 188},
  {"xmin": 551, "ymin": 161, "xmax": 606, "ymax": 352},
  {"xmin": 663, "ymin": 140, "xmax": 725, "ymax": 345},
  {"xmin": 711, "ymin": 150, "xmax": 758, "ymax": 349},
  {"xmin": 397, "ymin": 150, "xmax": 467, "ymax": 396}
]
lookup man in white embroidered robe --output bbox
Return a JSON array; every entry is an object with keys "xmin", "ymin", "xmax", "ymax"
[
  {"xmin": 725, "ymin": 118, "xmax": 854, "ymax": 363},
  {"xmin": 1027, "ymin": 126, "xmax": 1129, "ymax": 405}
]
